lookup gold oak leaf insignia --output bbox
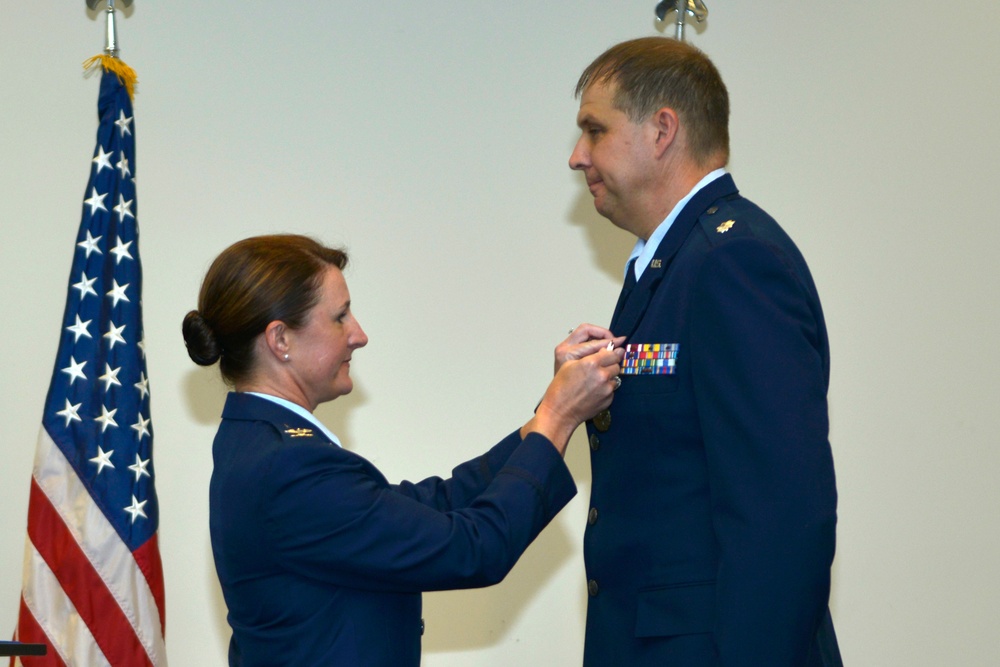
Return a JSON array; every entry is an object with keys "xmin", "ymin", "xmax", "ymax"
[{"xmin": 716, "ymin": 219, "xmax": 735, "ymax": 234}]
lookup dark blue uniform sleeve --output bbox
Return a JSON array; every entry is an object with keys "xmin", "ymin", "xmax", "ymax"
[
  {"xmin": 262, "ymin": 431, "xmax": 576, "ymax": 594},
  {"xmin": 389, "ymin": 430, "xmax": 524, "ymax": 510},
  {"xmin": 690, "ymin": 237, "xmax": 837, "ymax": 665}
]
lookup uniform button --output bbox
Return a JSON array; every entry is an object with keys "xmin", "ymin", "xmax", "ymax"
[
  {"xmin": 420, "ymin": 619, "xmax": 425, "ymax": 635},
  {"xmin": 593, "ymin": 409, "xmax": 611, "ymax": 432},
  {"xmin": 588, "ymin": 579, "xmax": 600, "ymax": 596},
  {"xmin": 588, "ymin": 433, "xmax": 601, "ymax": 451},
  {"xmin": 588, "ymin": 507, "xmax": 599, "ymax": 525}
]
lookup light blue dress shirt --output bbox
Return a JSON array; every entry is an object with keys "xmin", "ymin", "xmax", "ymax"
[
  {"xmin": 626, "ymin": 168, "xmax": 727, "ymax": 282},
  {"xmin": 245, "ymin": 391, "xmax": 342, "ymax": 447}
]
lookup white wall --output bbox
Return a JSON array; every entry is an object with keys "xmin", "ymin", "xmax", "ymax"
[{"xmin": 2, "ymin": 1, "xmax": 998, "ymax": 664}]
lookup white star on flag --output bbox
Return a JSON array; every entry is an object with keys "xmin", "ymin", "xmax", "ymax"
[
  {"xmin": 134, "ymin": 372, "xmax": 150, "ymax": 400},
  {"xmin": 115, "ymin": 109, "xmax": 133, "ymax": 137},
  {"xmin": 84, "ymin": 187, "xmax": 108, "ymax": 215},
  {"xmin": 92, "ymin": 145, "xmax": 113, "ymax": 173},
  {"xmin": 56, "ymin": 399, "xmax": 83, "ymax": 426},
  {"xmin": 72, "ymin": 272, "xmax": 98, "ymax": 299},
  {"xmin": 61, "ymin": 357, "xmax": 88, "ymax": 384},
  {"xmin": 113, "ymin": 194, "xmax": 134, "ymax": 223},
  {"xmin": 131, "ymin": 414, "xmax": 151, "ymax": 440},
  {"xmin": 116, "ymin": 153, "xmax": 131, "ymax": 179},
  {"xmin": 104, "ymin": 321, "xmax": 127, "ymax": 349},
  {"xmin": 89, "ymin": 446, "xmax": 116, "ymax": 474},
  {"xmin": 77, "ymin": 230, "xmax": 103, "ymax": 257},
  {"xmin": 111, "ymin": 236, "xmax": 134, "ymax": 263},
  {"xmin": 128, "ymin": 454, "xmax": 151, "ymax": 481},
  {"xmin": 124, "ymin": 495, "xmax": 148, "ymax": 523},
  {"xmin": 98, "ymin": 363, "xmax": 123, "ymax": 392},
  {"xmin": 106, "ymin": 279, "xmax": 130, "ymax": 307},
  {"xmin": 67, "ymin": 314, "xmax": 93, "ymax": 342},
  {"xmin": 95, "ymin": 405, "xmax": 119, "ymax": 432}
]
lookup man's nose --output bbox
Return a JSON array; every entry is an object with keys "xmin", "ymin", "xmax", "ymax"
[{"xmin": 569, "ymin": 138, "xmax": 589, "ymax": 171}]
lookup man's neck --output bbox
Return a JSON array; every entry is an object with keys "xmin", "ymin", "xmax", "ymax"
[{"xmin": 633, "ymin": 164, "xmax": 714, "ymax": 240}]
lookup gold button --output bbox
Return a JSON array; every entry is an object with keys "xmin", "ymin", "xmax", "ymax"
[
  {"xmin": 588, "ymin": 507, "xmax": 599, "ymax": 525},
  {"xmin": 589, "ymin": 433, "xmax": 600, "ymax": 451},
  {"xmin": 588, "ymin": 579, "xmax": 599, "ymax": 596},
  {"xmin": 593, "ymin": 409, "xmax": 611, "ymax": 432}
]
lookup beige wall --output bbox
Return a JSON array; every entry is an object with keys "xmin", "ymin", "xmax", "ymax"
[{"xmin": 1, "ymin": 1, "xmax": 997, "ymax": 664}]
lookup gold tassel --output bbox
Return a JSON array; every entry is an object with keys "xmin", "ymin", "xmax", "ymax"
[{"xmin": 82, "ymin": 54, "xmax": 138, "ymax": 100}]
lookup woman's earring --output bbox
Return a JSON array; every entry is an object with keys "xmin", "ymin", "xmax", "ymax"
[{"xmin": 284, "ymin": 353, "xmax": 290, "ymax": 361}]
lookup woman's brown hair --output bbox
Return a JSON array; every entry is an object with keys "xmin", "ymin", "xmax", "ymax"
[{"xmin": 182, "ymin": 234, "xmax": 347, "ymax": 385}]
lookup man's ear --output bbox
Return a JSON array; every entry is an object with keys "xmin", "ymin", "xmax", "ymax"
[{"xmin": 651, "ymin": 106, "xmax": 680, "ymax": 158}]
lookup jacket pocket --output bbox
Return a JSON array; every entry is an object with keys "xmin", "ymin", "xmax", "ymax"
[
  {"xmin": 635, "ymin": 580, "xmax": 715, "ymax": 638},
  {"xmin": 617, "ymin": 373, "xmax": 680, "ymax": 396}
]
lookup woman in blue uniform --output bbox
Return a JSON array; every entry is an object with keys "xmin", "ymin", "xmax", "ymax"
[{"xmin": 182, "ymin": 234, "xmax": 622, "ymax": 666}]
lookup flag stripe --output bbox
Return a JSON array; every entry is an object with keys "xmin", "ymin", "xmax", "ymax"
[
  {"xmin": 132, "ymin": 535, "xmax": 166, "ymax": 634},
  {"xmin": 20, "ymin": 544, "xmax": 107, "ymax": 667},
  {"xmin": 30, "ymin": 427, "xmax": 165, "ymax": 666},
  {"xmin": 11, "ymin": 596, "xmax": 68, "ymax": 667},
  {"xmin": 28, "ymin": 479, "xmax": 151, "ymax": 666}
]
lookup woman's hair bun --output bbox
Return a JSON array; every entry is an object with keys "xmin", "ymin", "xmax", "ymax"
[{"xmin": 182, "ymin": 310, "xmax": 221, "ymax": 366}]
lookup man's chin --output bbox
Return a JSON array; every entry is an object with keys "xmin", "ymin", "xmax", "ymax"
[{"xmin": 593, "ymin": 199, "xmax": 617, "ymax": 224}]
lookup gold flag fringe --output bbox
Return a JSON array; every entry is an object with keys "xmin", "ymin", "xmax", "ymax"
[{"xmin": 82, "ymin": 54, "xmax": 138, "ymax": 100}]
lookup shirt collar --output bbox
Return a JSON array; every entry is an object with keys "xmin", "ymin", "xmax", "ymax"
[
  {"xmin": 626, "ymin": 168, "xmax": 727, "ymax": 281},
  {"xmin": 245, "ymin": 392, "xmax": 342, "ymax": 447}
]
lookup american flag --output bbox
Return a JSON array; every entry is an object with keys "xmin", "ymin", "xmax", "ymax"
[{"xmin": 12, "ymin": 57, "xmax": 167, "ymax": 666}]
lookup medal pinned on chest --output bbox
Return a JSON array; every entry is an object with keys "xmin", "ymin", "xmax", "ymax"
[{"xmin": 621, "ymin": 343, "xmax": 679, "ymax": 375}]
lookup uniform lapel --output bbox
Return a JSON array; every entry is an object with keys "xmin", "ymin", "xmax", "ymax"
[{"xmin": 610, "ymin": 174, "xmax": 739, "ymax": 338}]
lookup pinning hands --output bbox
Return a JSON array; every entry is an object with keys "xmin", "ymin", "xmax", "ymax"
[
  {"xmin": 557, "ymin": 324, "xmax": 626, "ymax": 374},
  {"xmin": 523, "ymin": 325, "xmax": 625, "ymax": 456}
]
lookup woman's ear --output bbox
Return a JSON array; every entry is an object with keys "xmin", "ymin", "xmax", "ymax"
[{"xmin": 262, "ymin": 320, "xmax": 289, "ymax": 362}]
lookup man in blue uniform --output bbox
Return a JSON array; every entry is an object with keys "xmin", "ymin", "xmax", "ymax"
[{"xmin": 562, "ymin": 36, "xmax": 842, "ymax": 665}]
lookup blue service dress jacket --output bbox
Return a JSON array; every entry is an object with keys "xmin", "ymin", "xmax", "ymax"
[
  {"xmin": 209, "ymin": 392, "xmax": 576, "ymax": 666},
  {"xmin": 582, "ymin": 174, "xmax": 842, "ymax": 666}
]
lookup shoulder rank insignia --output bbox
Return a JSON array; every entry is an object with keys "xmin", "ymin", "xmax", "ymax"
[
  {"xmin": 284, "ymin": 428, "xmax": 313, "ymax": 438},
  {"xmin": 716, "ymin": 219, "xmax": 735, "ymax": 234},
  {"xmin": 650, "ymin": 259, "xmax": 662, "ymax": 269}
]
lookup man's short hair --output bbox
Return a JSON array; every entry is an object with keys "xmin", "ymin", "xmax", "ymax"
[{"xmin": 576, "ymin": 36, "xmax": 730, "ymax": 166}]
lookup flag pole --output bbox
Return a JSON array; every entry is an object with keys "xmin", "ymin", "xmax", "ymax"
[
  {"xmin": 654, "ymin": 0, "xmax": 709, "ymax": 41},
  {"xmin": 86, "ymin": 0, "xmax": 135, "ymax": 58},
  {"xmin": 83, "ymin": 0, "xmax": 138, "ymax": 100},
  {"xmin": 674, "ymin": 0, "xmax": 689, "ymax": 40}
]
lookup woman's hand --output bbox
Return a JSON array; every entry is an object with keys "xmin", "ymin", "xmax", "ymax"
[
  {"xmin": 556, "ymin": 324, "xmax": 625, "ymax": 374},
  {"xmin": 524, "ymin": 343, "xmax": 624, "ymax": 455}
]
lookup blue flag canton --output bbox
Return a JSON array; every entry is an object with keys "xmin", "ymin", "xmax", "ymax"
[{"xmin": 42, "ymin": 69, "xmax": 158, "ymax": 550}]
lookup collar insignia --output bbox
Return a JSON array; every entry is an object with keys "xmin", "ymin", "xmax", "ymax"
[
  {"xmin": 716, "ymin": 219, "xmax": 735, "ymax": 234},
  {"xmin": 650, "ymin": 259, "xmax": 663, "ymax": 269}
]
